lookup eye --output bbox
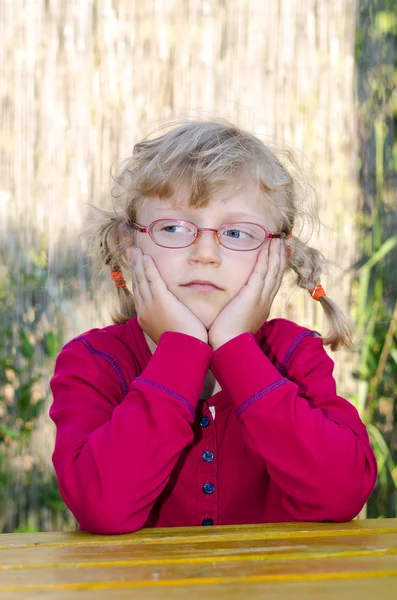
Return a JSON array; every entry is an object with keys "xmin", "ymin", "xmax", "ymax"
[
  {"xmin": 223, "ymin": 227, "xmax": 253, "ymax": 239},
  {"xmin": 162, "ymin": 224, "xmax": 187, "ymax": 233},
  {"xmin": 157, "ymin": 221, "xmax": 194, "ymax": 234}
]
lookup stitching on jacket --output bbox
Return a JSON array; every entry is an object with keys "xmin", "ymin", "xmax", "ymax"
[
  {"xmin": 135, "ymin": 376, "xmax": 195, "ymax": 419},
  {"xmin": 278, "ymin": 331, "xmax": 317, "ymax": 377},
  {"xmin": 236, "ymin": 378, "xmax": 288, "ymax": 419},
  {"xmin": 67, "ymin": 336, "xmax": 129, "ymax": 397}
]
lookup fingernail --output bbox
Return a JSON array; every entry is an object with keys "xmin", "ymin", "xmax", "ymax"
[{"xmin": 143, "ymin": 255, "xmax": 148, "ymax": 264}]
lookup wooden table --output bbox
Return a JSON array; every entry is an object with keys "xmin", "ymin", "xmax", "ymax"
[{"xmin": 0, "ymin": 519, "xmax": 396, "ymax": 599}]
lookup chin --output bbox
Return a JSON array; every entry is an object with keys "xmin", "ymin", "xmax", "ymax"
[
  {"xmin": 173, "ymin": 287, "xmax": 226, "ymax": 330},
  {"xmin": 191, "ymin": 305, "xmax": 220, "ymax": 329}
]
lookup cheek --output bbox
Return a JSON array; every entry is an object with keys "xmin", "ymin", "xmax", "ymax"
[
  {"xmin": 133, "ymin": 239, "xmax": 172, "ymax": 275},
  {"xmin": 147, "ymin": 250, "xmax": 184, "ymax": 286},
  {"xmin": 231, "ymin": 253, "xmax": 259, "ymax": 289}
]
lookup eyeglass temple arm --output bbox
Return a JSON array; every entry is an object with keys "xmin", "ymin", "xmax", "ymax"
[
  {"xmin": 267, "ymin": 232, "xmax": 292, "ymax": 239},
  {"xmin": 129, "ymin": 222, "xmax": 149, "ymax": 233}
]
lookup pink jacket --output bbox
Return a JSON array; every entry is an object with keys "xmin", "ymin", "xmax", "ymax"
[{"xmin": 49, "ymin": 317, "xmax": 377, "ymax": 534}]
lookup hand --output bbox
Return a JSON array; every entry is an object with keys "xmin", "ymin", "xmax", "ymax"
[
  {"xmin": 208, "ymin": 238, "xmax": 286, "ymax": 350},
  {"xmin": 130, "ymin": 248, "xmax": 208, "ymax": 345}
]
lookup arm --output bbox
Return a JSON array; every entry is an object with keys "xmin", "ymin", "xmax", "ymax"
[
  {"xmin": 50, "ymin": 331, "xmax": 211, "ymax": 534},
  {"xmin": 211, "ymin": 332, "xmax": 377, "ymax": 522}
]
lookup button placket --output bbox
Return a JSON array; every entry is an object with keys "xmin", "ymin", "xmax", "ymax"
[{"xmin": 197, "ymin": 403, "xmax": 218, "ymax": 526}]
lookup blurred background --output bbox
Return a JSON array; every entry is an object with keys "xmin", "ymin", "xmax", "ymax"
[{"xmin": 0, "ymin": 0, "xmax": 396, "ymax": 532}]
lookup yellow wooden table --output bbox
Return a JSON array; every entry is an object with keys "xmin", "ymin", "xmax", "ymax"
[{"xmin": 0, "ymin": 519, "xmax": 397, "ymax": 599}]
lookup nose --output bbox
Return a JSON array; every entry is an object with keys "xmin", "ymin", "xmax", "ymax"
[{"xmin": 188, "ymin": 229, "xmax": 222, "ymax": 265}]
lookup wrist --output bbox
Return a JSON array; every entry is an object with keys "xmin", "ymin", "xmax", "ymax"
[
  {"xmin": 209, "ymin": 334, "xmax": 236, "ymax": 350},
  {"xmin": 210, "ymin": 329, "xmax": 255, "ymax": 350},
  {"xmin": 183, "ymin": 331, "xmax": 209, "ymax": 345}
]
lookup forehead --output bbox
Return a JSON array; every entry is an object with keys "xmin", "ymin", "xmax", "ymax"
[{"xmin": 137, "ymin": 176, "xmax": 279, "ymax": 229}]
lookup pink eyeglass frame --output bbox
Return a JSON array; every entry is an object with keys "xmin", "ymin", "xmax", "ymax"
[{"xmin": 129, "ymin": 218, "xmax": 292, "ymax": 251}]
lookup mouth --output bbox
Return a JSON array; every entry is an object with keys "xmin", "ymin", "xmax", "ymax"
[{"xmin": 181, "ymin": 280, "xmax": 223, "ymax": 293}]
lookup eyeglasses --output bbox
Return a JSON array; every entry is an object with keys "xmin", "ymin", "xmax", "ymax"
[{"xmin": 129, "ymin": 219, "xmax": 291, "ymax": 251}]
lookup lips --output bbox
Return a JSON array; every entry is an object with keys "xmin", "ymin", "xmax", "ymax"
[{"xmin": 182, "ymin": 280, "xmax": 222, "ymax": 290}]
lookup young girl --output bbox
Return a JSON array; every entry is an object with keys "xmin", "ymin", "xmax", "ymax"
[{"xmin": 49, "ymin": 120, "xmax": 377, "ymax": 534}]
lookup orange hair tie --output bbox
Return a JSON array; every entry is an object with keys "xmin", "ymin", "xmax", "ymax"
[
  {"xmin": 308, "ymin": 283, "xmax": 326, "ymax": 301},
  {"xmin": 110, "ymin": 270, "xmax": 126, "ymax": 289}
]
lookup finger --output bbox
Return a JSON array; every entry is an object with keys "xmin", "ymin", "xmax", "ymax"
[
  {"xmin": 133, "ymin": 249, "xmax": 153, "ymax": 304},
  {"xmin": 131, "ymin": 248, "xmax": 145, "ymax": 311},
  {"xmin": 131, "ymin": 266, "xmax": 143, "ymax": 310},
  {"xmin": 262, "ymin": 238, "xmax": 281, "ymax": 296},
  {"xmin": 268, "ymin": 240, "xmax": 287, "ymax": 302},
  {"xmin": 143, "ymin": 255, "xmax": 168, "ymax": 297},
  {"xmin": 246, "ymin": 243, "xmax": 270, "ymax": 291}
]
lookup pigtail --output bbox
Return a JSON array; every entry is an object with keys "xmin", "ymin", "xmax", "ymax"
[
  {"xmin": 98, "ymin": 217, "xmax": 136, "ymax": 325},
  {"xmin": 288, "ymin": 237, "xmax": 353, "ymax": 351}
]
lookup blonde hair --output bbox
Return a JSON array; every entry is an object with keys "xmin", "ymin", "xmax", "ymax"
[{"xmin": 93, "ymin": 119, "xmax": 352, "ymax": 351}]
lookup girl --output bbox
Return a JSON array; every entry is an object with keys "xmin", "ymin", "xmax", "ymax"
[{"xmin": 50, "ymin": 120, "xmax": 377, "ymax": 534}]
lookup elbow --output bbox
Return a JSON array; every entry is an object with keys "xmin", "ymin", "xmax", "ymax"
[
  {"xmin": 316, "ymin": 442, "xmax": 378, "ymax": 522},
  {"xmin": 286, "ymin": 460, "xmax": 377, "ymax": 523},
  {"xmin": 74, "ymin": 500, "xmax": 147, "ymax": 535},
  {"xmin": 322, "ymin": 495, "xmax": 366, "ymax": 523},
  {"xmin": 55, "ymin": 454, "xmax": 151, "ymax": 535},
  {"xmin": 59, "ymin": 481, "xmax": 147, "ymax": 535},
  {"xmin": 316, "ymin": 461, "xmax": 378, "ymax": 522},
  {"xmin": 79, "ymin": 513, "xmax": 145, "ymax": 535},
  {"xmin": 330, "ymin": 454, "xmax": 378, "ymax": 521},
  {"xmin": 286, "ymin": 488, "xmax": 369, "ymax": 523}
]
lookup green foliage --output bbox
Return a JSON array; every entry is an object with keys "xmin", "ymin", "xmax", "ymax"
[
  {"xmin": 13, "ymin": 525, "xmax": 41, "ymax": 534},
  {"xmin": 18, "ymin": 328, "xmax": 35, "ymax": 359},
  {"xmin": 375, "ymin": 11, "xmax": 397, "ymax": 37},
  {"xmin": 40, "ymin": 476, "xmax": 68, "ymax": 513},
  {"xmin": 352, "ymin": 247, "xmax": 397, "ymax": 517},
  {"xmin": 354, "ymin": 0, "xmax": 397, "ymax": 518},
  {"xmin": 0, "ymin": 246, "xmax": 72, "ymax": 532},
  {"xmin": 44, "ymin": 331, "xmax": 61, "ymax": 358}
]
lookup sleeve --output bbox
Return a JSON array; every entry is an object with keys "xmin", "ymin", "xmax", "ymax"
[
  {"xmin": 211, "ymin": 332, "xmax": 378, "ymax": 522},
  {"xmin": 49, "ymin": 332, "xmax": 212, "ymax": 534}
]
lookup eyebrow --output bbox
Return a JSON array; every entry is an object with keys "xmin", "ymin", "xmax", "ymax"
[{"xmin": 156, "ymin": 206, "xmax": 268, "ymax": 222}]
